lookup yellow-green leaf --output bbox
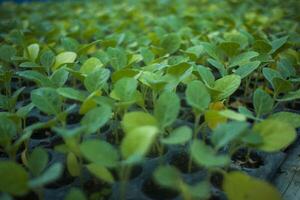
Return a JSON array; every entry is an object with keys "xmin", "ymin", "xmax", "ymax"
[
  {"xmin": 253, "ymin": 119, "xmax": 296, "ymax": 152},
  {"xmin": 67, "ymin": 152, "xmax": 81, "ymax": 177},
  {"xmin": 121, "ymin": 126, "xmax": 158, "ymax": 160},
  {"xmin": 223, "ymin": 171, "xmax": 282, "ymax": 200},
  {"xmin": 122, "ymin": 112, "xmax": 157, "ymax": 134},
  {"xmin": 53, "ymin": 51, "xmax": 77, "ymax": 69},
  {"xmin": 86, "ymin": 163, "xmax": 114, "ymax": 184}
]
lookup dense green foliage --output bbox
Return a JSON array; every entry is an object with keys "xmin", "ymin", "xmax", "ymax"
[{"xmin": 0, "ymin": 0, "xmax": 299, "ymax": 199}]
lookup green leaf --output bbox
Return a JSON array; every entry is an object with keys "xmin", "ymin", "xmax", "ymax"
[
  {"xmin": 271, "ymin": 36, "xmax": 289, "ymax": 54},
  {"xmin": 111, "ymin": 69, "xmax": 139, "ymax": 83},
  {"xmin": 17, "ymin": 103, "xmax": 34, "ymax": 118},
  {"xmin": 79, "ymin": 90, "xmax": 100, "ymax": 114},
  {"xmin": 40, "ymin": 50, "xmax": 55, "ymax": 69},
  {"xmin": 253, "ymin": 40, "xmax": 272, "ymax": 54},
  {"xmin": 121, "ymin": 126, "xmax": 158, "ymax": 160},
  {"xmin": 276, "ymin": 89, "xmax": 300, "ymax": 101},
  {"xmin": 223, "ymin": 171, "xmax": 281, "ymax": 200},
  {"xmin": 253, "ymin": 88, "xmax": 274, "ymax": 116},
  {"xmin": 86, "ymin": 163, "xmax": 114, "ymax": 184},
  {"xmin": 50, "ymin": 68, "xmax": 69, "ymax": 87},
  {"xmin": 140, "ymin": 47, "xmax": 154, "ymax": 65},
  {"xmin": 80, "ymin": 57, "xmax": 103, "ymax": 75},
  {"xmin": 189, "ymin": 181, "xmax": 211, "ymax": 199},
  {"xmin": 29, "ymin": 163, "xmax": 63, "ymax": 188},
  {"xmin": 0, "ymin": 45, "xmax": 16, "ymax": 62},
  {"xmin": 161, "ymin": 33, "xmax": 181, "ymax": 54},
  {"xmin": 235, "ymin": 61, "xmax": 261, "ymax": 78},
  {"xmin": 64, "ymin": 188, "xmax": 87, "ymax": 200},
  {"xmin": 57, "ymin": 87, "xmax": 87, "ymax": 101},
  {"xmin": 25, "ymin": 43, "xmax": 40, "ymax": 62},
  {"xmin": 196, "ymin": 65, "xmax": 215, "ymax": 87},
  {"xmin": 212, "ymin": 75, "xmax": 241, "ymax": 101},
  {"xmin": 212, "ymin": 122, "xmax": 249, "ymax": 149},
  {"xmin": 191, "ymin": 140, "xmax": 230, "ymax": 168},
  {"xmin": 268, "ymin": 112, "xmax": 300, "ymax": 128},
  {"xmin": 273, "ymin": 77, "xmax": 292, "ymax": 94},
  {"xmin": 84, "ymin": 68, "xmax": 110, "ymax": 93},
  {"xmin": 53, "ymin": 51, "xmax": 77, "ymax": 69},
  {"xmin": 160, "ymin": 126, "xmax": 192, "ymax": 145},
  {"xmin": 154, "ymin": 91, "xmax": 180, "ymax": 129},
  {"xmin": 229, "ymin": 51, "xmax": 259, "ymax": 68},
  {"xmin": 110, "ymin": 77, "xmax": 137, "ymax": 102},
  {"xmin": 153, "ymin": 165, "xmax": 181, "ymax": 189},
  {"xmin": 0, "ymin": 161, "xmax": 29, "ymax": 196},
  {"xmin": 80, "ymin": 140, "xmax": 119, "ymax": 167},
  {"xmin": 186, "ymin": 80, "xmax": 211, "ymax": 112},
  {"xmin": 19, "ymin": 62, "xmax": 40, "ymax": 68},
  {"xmin": 31, "ymin": 87, "xmax": 62, "ymax": 115},
  {"xmin": 17, "ymin": 70, "xmax": 52, "ymax": 87},
  {"xmin": 253, "ymin": 119, "xmax": 296, "ymax": 152},
  {"xmin": 61, "ymin": 37, "xmax": 79, "ymax": 52},
  {"xmin": 28, "ymin": 147, "xmax": 48, "ymax": 177},
  {"xmin": 81, "ymin": 105, "xmax": 112, "ymax": 134},
  {"xmin": 0, "ymin": 115, "xmax": 17, "ymax": 147},
  {"xmin": 185, "ymin": 45, "xmax": 204, "ymax": 59},
  {"xmin": 67, "ymin": 152, "xmax": 81, "ymax": 177},
  {"xmin": 219, "ymin": 41, "xmax": 240, "ymax": 57},
  {"xmin": 262, "ymin": 68, "xmax": 282, "ymax": 88},
  {"xmin": 107, "ymin": 47, "xmax": 127, "ymax": 70},
  {"xmin": 202, "ymin": 42, "xmax": 221, "ymax": 61},
  {"xmin": 122, "ymin": 112, "xmax": 157, "ymax": 133},
  {"xmin": 207, "ymin": 58, "xmax": 226, "ymax": 76},
  {"xmin": 218, "ymin": 109, "xmax": 246, "ymax": 121}
]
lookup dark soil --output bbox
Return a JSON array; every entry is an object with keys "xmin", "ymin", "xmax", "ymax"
[
  {"xmin": 169, "ymin": 151, "xmax": 201, "ymax": 173},
  {"xmin": 142, "ymin": 178, "xmax": 179, "ymax": 200},
  {"xmin": 232, "ymin": 149, "xmax": 264, "ymax": 168}
]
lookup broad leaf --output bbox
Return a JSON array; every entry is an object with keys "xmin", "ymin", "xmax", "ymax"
[
  {"xmin": 86, "ymin": 163, "xmax": 114, "ymax": 184},
  {"xmin": 253, "ymin": 88, "xmax": 274, "ymax": 117},
  {"xmin": 65, "ymin": 188, "xmax": 86, "ymax": 200},
  {"xmin": 268, "ymin": 112, "xmax": 300, "ymax": 128},
  {"xmin": 191, "ymin": 140, "xmax": 230, "ymax": 168},
  {"xmin": 160, "ymin": 126, "xmax": 192, "ymax": 145},
  {"xmin": 153, "ymin": 165, "xmax": 181, "ymax": 189},
  {"xmin": 81, "ymin": 105, "xmax": 112, "ymax": 134},
  {"xmin": 107, "ymin": 47, "xmax": 127, "ymax": 70},
  {"xmin": 110, "ymin": 77, "xmax": 137, "ymax": 102},
  {"xmin": 223, "ymin": 172, "xmax": 281, "ymax": 200},
  {"xmin": 212, "ymin": 75, "xmax": 241, "ymax": 101},
  {"xmin": 253, "ymin": 119, "xmax": 296, "ymax": 152},
  {"xmin": 31, "ymin": 87, "xmax": 62, "ymax": 115},
  {"xmin": 67, "ymin": 152, "xmax": 81, "ymax": 177},
  {"xmin": 53, "ymin": 51, "xmax": 77, "ymax": 69},
  {"xmin": 0, "ymin": 115, "xmax": 17, "ymax": 147},
  {"xmin": 29, "ymin": 163, "xmax": 63, "ymax": 188},
  {"xmin": 186, "ymin": 80, "xmax": 211, "ymax": 112},
  {"xmin": 121, "ymin": 126, "xmax": 158, "ymax": 160},
  {"xmin": 122, "ymin": 112, "xmax": 157, "ymax": 133},
  {"xmin": 84, "ymin": 68, "xmax": 110, "ymax": 93},
  {"xmin": 80, "ymin": 57, "xmax": 103, "ymax": 75},
  {"xmin": 212, "ymin": 122, "xmax": 249, "ymax": 149},
  {"xmin": 80, "ymin": 140, "xmax": 119, "ymax": 167},
  {"xmin": 161, "ymin": 33, "xmax": 181, "ymax": 54},
  {"xmin": 28, "ymin": 148, "xmax": 48, "ymax": 177},
  {"xmin": 154, "ymin": 91, "xmax": 180, "ymax": 129},
  {"xmin": 0, "ymin": 161, "xmax": 29, "ymax": 196},
  {"xmin": 57, "ymin": 87, "xmax": 87, "ymax": 101}
]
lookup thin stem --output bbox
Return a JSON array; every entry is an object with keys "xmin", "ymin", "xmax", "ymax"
[
  {"xmin": 188, "ymin": 113, "xmax": 201, "ymax": 173},
  {"xmin": 120, "ymin": 165, "xmax": 131, "ymax": 200}
]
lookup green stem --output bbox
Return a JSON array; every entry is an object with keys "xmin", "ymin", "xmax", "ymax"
[
  {"xmin": 120, "ymin": 165, "xmax": 131, "ymax": 200},
  {"xmin": 187, "ymin": 113, "xmax": 201, "ymax": 173}
]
